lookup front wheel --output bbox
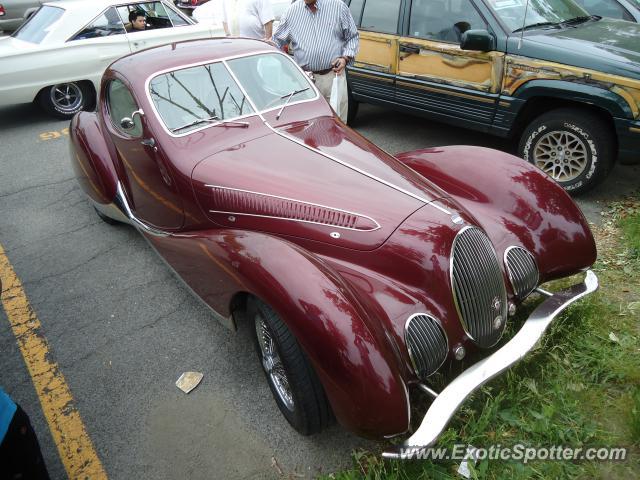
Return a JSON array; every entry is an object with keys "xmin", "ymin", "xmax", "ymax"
[
  {"xmin": 249, "ymin": 297, "xmax": 332, "ymax": 435},
  {"xmin": 38, "ymin": 82, "xmax": 93, "ymax": 120},
  {"xmin": 518, "ymin": 108, "xmax": 614, "ymax": 195}
]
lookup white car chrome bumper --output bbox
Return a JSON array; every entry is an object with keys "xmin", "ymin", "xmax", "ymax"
[{"xmin": 383, "ymin": 270, "xmax": 599, "ymax": 459}]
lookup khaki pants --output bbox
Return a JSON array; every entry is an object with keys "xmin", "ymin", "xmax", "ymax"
[{"xmin": 314, "ymin": 71, "xmax": 348, "ymax": 123}]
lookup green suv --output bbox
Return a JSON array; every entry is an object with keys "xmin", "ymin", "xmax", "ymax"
[{"xmin": 345, "ymin": 0, "xmax": 640, "ymax": 194}]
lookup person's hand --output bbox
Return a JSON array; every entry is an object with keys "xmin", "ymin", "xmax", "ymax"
[
  {"xmin": 332, "ymin": 57, "xmax": 347, "ymax": 74},
  {"xmin": 263, "ymin": 37, "xmax": 276, "ymax": 46}
]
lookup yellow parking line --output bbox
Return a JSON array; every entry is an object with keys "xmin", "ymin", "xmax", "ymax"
[{"xmin": 0, "ymin": 243, "xmax": 107, "ymax": 479}]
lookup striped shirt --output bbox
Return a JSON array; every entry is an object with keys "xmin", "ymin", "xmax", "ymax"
[{"xmin": 273, "ymin": 0, "xmax": 359, "ymax": 72}]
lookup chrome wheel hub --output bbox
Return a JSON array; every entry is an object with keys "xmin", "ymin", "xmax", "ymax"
[
  {"xmin": 50, "ymin": 83, "xmax": 83, "ymax": 113},
  {"xmin": 255, "ymin": 314, "xmax": 294, "ymax": 411},
  {"xmin": 533, "ymin": 130, "xmax": 588, "ymax": 182}
]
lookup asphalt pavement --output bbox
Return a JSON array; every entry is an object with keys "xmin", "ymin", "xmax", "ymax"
[{"xmin": 0, "ymin": 101, "xmax": 638, "ymax": 480}]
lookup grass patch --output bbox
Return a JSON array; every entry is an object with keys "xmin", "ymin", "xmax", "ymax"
[{"xmin": 324, "ymin": 197, "xmax": 640, "ymax": 480}]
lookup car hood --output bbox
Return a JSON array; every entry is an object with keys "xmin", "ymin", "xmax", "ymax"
[
  {"xmin": 191, "ymin": 116, "xmax": 452, "ymax": 251},
  {"xmin": 508, "ymin": 18, "xmax": 640, "ymax": 80}
]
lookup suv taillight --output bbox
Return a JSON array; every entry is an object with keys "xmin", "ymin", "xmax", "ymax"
[
  {"xmin": 0, "ymin": 5, "xmax": 6, "ymax": 16},
  {"xmin": 191, "ymin": 0, "xmax": 197, "ymax": 5}
]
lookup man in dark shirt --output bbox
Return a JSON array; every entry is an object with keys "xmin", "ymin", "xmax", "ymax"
[{"xmin": 127, "ymin": 10, "xmax": 147, "ymax": 32}]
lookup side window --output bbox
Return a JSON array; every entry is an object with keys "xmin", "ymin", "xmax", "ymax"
[
  {"xmin": 574, "ymin": 0, "xmax": 634, "ymax": 21},
  {"xmin": 118, "ymin": 2, "xmax": 174, "ymax": 30},
  {"xmin": 409, "ymin": 0, "xmax": 487, "ymax": 42},
  {"xmin": 108, "ymin": 80, "xmax": 143, "ymax": 137},
  {"xmin": 70, "ymin": 7, "xmax": 126, "ymax": 40},
  {"xmin": 349, "ymin": 0, "xmax": 365, "ymax": 25},
  {"xmin": 360, "ymin": 0, "xmax": 401, "ymax": 33},
  {"xmin": 165, "ymin": 4, "xmax": 190, "ymax": 26}
]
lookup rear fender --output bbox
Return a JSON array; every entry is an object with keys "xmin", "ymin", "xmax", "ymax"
[
  {"xmin": 69, "ymin": 111, "xmax": 118, "ymax": 204},
  {"xmin": 396, "ymin": 146, "xmax": 597, "ymax": 281},
  {"xmin": 148, "ymin": 230, "xmax": 410, "ymax": 438}
]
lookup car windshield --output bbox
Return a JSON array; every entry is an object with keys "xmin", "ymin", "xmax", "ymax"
[
  {"xmin": 486, "ymin": 0, "xmax": 590, "ymax": 32},
  {"xmin": 149, "ymin": 53, "xmax": 315, "ymax": 134},
  {"xmin": 12, "ymin": 5, "xmax": 65, "ymax": 43},
  {"xmin": 225, "ymin": 53, "xmax": 315, "ymax": 111}
]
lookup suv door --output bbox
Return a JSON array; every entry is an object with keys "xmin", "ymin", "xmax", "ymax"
[
  {"xmin": 347, "ymin": 0, "xmax": 402, "ymax": 104},
  {"xmin": 397, "ymin": 0, "xmax": 504, "ymax": 130}
]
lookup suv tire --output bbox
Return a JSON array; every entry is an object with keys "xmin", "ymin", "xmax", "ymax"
[{"xmin": 518, "ymin": 108, "xmax": 614, "ymax": 195}]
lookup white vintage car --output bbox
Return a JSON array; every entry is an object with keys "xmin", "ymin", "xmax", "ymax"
[{"xmin": 0, "ymin": 0, "xmax": 224, "ymax": 118}]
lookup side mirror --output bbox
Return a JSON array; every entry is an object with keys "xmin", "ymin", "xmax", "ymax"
[
  {"xmin": 460, "ymin": 29, "xmax": 494, "ymax": 52},
  {"xmin": 119, "ymin": 109, "xmax": 144, "ymax": 131},
  {"xmin": 120, "ymin": 117, "xmax": 135, "ymax": 130}
]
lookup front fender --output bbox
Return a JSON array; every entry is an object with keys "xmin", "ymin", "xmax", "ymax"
[
  {"xmin": 147, "ymin": 230, "xmax": 410, "ymax": 439},
  {"xmin": 70, "ymin": 111, "xmax": 118, "ymax": 204},
  {"xmin": 396, "ymin": 146, "xmax": 597, "ymax": 282},
  {"xmin": 512, "ymin": 79, "xmax": 634, "ymax": 119}
]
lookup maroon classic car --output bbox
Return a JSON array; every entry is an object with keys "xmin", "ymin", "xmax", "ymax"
[{"xmin": 69, "ymin": 38, "xmax": 598, "ymax": 457}]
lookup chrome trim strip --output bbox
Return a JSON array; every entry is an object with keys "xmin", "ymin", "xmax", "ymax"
[
  {"xmin": 114, "ymin": 182, "xmax": 171, "ymax": 237},
  {"xmin": 382, "ymin": 270, "xmax": 598, "ymax": 459},
  {"xmin": 417, "ymin": 383, "xmax": 439, "ymax": 399},
  {"xmin": 204, "ymin": 184, "xmax": 381, "ymax": 232}
]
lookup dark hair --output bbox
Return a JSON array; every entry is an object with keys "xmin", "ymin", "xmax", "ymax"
[{"xmin": 128, "ymin": 10, "xmax": 145, "ymax": 22}]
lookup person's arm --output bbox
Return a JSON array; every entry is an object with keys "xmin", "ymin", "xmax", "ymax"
[
  {"xmin": 272, "ymin": 5, "xmax": 291, "ymax": 49},
  {"xmin": 338, "ymin": 3, "xmax": 359, "ymax": 69},
  {"xmin": 222, "ymin": 0, "xmax": 231, "ymax": 36},
  {"xmin": 263, "ymin": 20, "xmax": 273, "ymax": 40}
]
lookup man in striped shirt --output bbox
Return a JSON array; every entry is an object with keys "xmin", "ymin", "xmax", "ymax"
[{"xmin": 273, "ymin": 0, "xmax": 359, "ymax": 122}]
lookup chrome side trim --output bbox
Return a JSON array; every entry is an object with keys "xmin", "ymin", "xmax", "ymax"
[
  {"xmin": 114, "ymin": 183, "xmax": 170, "ymax": 237},
  {"xmin": 204, "ymin": 184, "xmax": 381, "ymax": 232},
  {"xmin": 382, "ymin": 270, "xmax": 598, "ymax": 459}
]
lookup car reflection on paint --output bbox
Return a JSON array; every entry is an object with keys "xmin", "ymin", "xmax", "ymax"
[{"xmin": 69, "ymin": 38, "xmax": 599, "ymax": 457}]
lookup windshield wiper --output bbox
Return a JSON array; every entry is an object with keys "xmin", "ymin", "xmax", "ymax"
[
  {"xmin": 171, "ymin": 115, "xmax": 249, "ymax": 133},
  {"xmin": 275, "ymin": 88, "xmax": 310, "ymax": 120},
  {"xmin": 512, "ymin": 21, "xmax": 561, "ymax": 33},
  {"xmin": 560, "ymin": 15, "xmax": 597, "ymax": 26}
]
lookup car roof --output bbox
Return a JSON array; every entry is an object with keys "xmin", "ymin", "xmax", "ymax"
[{"xmin": 108, "ymin": 37, "xmax": 277, "ymax": 86}]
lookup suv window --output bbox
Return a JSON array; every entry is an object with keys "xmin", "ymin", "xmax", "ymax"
[
  {"xmin": 360, "ymin": 0, "xmax": 401, "ymax": 33},
  {"xmin": 409, "ymin": 0, "xmax": 487, "ymax": 42},
  {"xmin": 71, "ymin": 7, "xmax": 126, "ymax": 40},
  {"xmin": 12, "ymin": 5, "xmax": 64, "ymax": 44},
  {"xmin": 108, "ymin": 80, "xmax": 143, "ymax": 137},
  {"xmin": 349, "ymin": 0, "xmax": 365, "ymax": 25}
]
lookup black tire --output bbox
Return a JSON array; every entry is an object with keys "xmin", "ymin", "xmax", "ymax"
[
  {"xmin": 94, "ymin": 207, "xmax": 119, "ymax": 225},
  {"xmin": 248, "ymin": 297, "xmax": 332, "ymax": 435},
  {"xmin": 38, "ymin": 82, "xmax": 94, "ymax": 120},
  {"xmin": 518, "ymin": 108, "xmax": 614, "ymax": 195}
]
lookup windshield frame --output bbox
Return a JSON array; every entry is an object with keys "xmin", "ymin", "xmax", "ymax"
[{"xmin": 145, "ymin": 50, "xmax": 319, "ymax": 138}]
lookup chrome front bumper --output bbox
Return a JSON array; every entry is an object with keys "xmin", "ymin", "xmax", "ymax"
[{"xmin": 383, "ymin": 270, "xmax": 598, "ymax": 459}]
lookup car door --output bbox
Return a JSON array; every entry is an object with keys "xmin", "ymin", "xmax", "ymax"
[
  {"xmin": 347, "ymin": 0, "xmax": 402, "ymax": 105},
  {"xmin": 396, "ymin": 0, "xmax": 504, "ymax": 129},
  {"xmin": 119, "ymin": 0, "xmax": 213, "ymax": 52},
  {"xmin": 105, "ymin": 78, "xmax": 184, "ymax": 230}
]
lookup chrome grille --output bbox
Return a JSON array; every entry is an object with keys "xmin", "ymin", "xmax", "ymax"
[
  {"xmin": 451, "ymin": 227, "xmax": 507, "ymax": 348},
  {"xmin": 505, "ymin": 246, "xmax": 539, "ymax": 299},
  {"xmin": 405, "ymin": 314, "xmax": 448, "ymax": 379}
]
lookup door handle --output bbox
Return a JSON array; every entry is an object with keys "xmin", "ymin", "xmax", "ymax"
[
  {"xmin": 141, "ymin": 137, "xmax": 157, "ymax": 152},
  {"xmin": 400, "ymin": 44, "xmax": 421, "ymax": 54}
]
